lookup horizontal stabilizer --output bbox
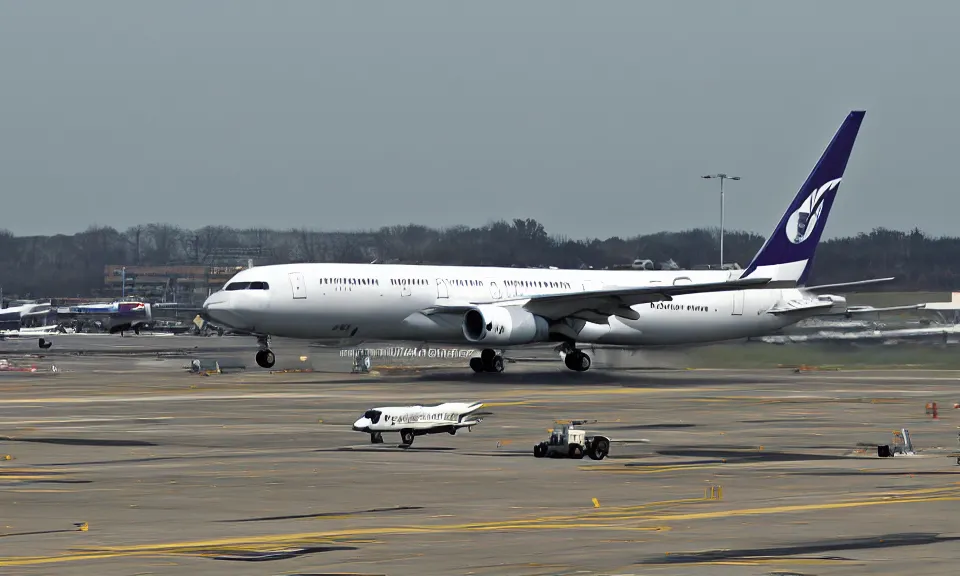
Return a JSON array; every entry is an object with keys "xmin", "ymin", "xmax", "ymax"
[
  {"xmin": 770, "ymin": 300, "xmax": 925, "ymax": 317},
  {"xmin": 844, "ymin": 304, "xmax": 926, "ymax": 314},
  {"xmin": 803, "ymin": 277, "xmax": 895, "ymax": 292},
  {"xmin": 766, "ymin": 299, "xmax": 837, "ymax": 315}
]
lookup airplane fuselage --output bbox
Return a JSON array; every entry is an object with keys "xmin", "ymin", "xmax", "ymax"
[
  {"xmin": 204, "ymin": 263, "xmax": 806, "ymax": 347},
  {"xmin": 352, "ymin": 402, "xmax": 485, "ymax": 445}
]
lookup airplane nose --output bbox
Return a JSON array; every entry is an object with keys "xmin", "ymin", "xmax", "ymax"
[{"xmin": 201, "ymin": 294, "xmax": 251, "ymax": 330}]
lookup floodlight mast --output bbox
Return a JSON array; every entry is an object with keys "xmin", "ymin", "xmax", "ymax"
[{"xmin": 701, "ymin": 173, "xmax": 741, "ymax": 267}]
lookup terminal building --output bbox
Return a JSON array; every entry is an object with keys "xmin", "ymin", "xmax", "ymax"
[{"xmin": 101, "ymin": 265, "xmax": 247, "ymax": 304}]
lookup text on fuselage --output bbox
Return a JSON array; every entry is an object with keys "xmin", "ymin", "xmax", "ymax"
[
  {"xmin": 649, "ymin": 302, "xmax": 711, "ymax": 312},
  {"xmin": 384, "ymin": 412, "xmax": 458, "ymax": 425}
]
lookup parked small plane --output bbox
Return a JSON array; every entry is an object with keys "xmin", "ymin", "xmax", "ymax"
[
  {"xmin": 57, "ymin": 301, "xmax": 154, "ymax": 334},
  {"xmin": 203, "ymin": 110, "xmax": 888, "ymax": 373},
  {"xmin": 351, "ymin": 402, "xmax": 485, "ymax": 446}
]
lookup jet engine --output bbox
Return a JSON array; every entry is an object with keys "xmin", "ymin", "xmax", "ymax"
[{"xmin": 462, "ymin": 305, "xmax": 550, "ymax": 345}]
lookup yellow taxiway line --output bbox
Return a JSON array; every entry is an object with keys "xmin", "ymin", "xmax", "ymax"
[{"xmin": 1, "ymin": 486, "xmax": 957, "ymax": 567}]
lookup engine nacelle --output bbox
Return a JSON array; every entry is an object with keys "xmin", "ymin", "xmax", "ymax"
[{"xmin": 462, "ymin": 305, "xmax": 550, "ymax": 345}]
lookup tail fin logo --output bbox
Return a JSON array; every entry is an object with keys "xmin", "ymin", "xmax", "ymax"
[{"xmin": 785, "ymin": 178, "xmax": 841, "ymax": 244}]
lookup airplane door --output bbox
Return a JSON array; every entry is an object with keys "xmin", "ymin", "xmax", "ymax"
[
  {"xmin": 401, "ymin": 280, "xmax": 411, "ymax": 297},
  {"xmin": 436, "ymin": 278, "xmax": 448, "ymax": 299},
  {"xmin": 732, "ymin": 291, "xmax": 744, "ymax": 315},
  {"xmin": 488, "ymin": 280, "xmax": 502, "ymax": 300},
  {"xmin": 288, "ymin": 272, "xmax": 307, "ymax": 299},
  {"xmin": 582, "ymin": 280, "xmax": 600, "ymax": 292}
]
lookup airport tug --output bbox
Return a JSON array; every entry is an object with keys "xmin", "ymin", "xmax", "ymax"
[{"xmin": 533, "ymin": 420, "xmax": 610, "ymax": 460}]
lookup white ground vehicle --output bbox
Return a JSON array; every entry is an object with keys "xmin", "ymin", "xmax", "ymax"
[{"xmin": 533, "ymin": 420, "xmax": 610, "ymax": 460}]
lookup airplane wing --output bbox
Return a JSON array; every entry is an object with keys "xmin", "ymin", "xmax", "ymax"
[
  {"xmin": 453, "ymin": 419, "xmax": 483, "ymax": 428},
  {"xmin": 422, "ymin": 277, "xmax": 784, "ymax": 322},
  {"xmin": 453, "ymin": 415, "xmax": 484, "ymax": 428}
]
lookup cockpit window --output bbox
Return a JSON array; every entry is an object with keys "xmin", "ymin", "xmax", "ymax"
[
  {"xmin": 224, "ymin": 281, "xmax": 270, "ymax": 291},
  {"xmin": 363, "ymin": 409, "xmax": 381, "ymax": 424}
]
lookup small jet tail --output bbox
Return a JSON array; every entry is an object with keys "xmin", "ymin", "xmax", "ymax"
[{"xmin": 740, "ymin": 110, "xmax": 865, "ymax": 286}]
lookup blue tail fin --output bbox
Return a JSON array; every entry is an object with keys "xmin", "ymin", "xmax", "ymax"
[{"xmin": 740, "ymin": 110, "xmax": 865, "ymax": 285}]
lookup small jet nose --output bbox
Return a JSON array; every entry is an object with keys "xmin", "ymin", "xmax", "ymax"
[{"xmin": 352, "ymin": 419, "xmax": 369, "ymax": 432}]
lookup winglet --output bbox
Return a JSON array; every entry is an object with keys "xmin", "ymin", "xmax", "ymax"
[{"xmin": 741, "ymin": 111, "xmax": 865, "ymax": 285}]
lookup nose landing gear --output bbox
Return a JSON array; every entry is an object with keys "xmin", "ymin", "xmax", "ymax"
[
  {"xmin": 255, "ymin": 335, "xmax": 275, "ymax": 368},
  {"xmin": 255, "ymin": 349, "xmax": 276, "ymax": 368}
]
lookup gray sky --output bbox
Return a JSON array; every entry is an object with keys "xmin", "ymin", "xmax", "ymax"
[{"xmin": 1, "ymin": 1, "xmax": 956, "ymax": 240}]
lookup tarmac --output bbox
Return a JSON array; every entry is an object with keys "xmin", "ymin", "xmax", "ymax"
[{"xmin": 1, "ymin": 334, "xmax": 959, "ymax": 575}]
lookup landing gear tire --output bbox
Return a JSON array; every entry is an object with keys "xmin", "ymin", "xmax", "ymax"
[
  {"xmin": 400, "ymin": 430, "xmax": 415, "ymax": 446},
  {"xmin": 533, "ymin": 443, "xmax": 547, "ymax": 458},
  {"xmin": 480, "ymin": 348, "xmax": 496, "ymax": 365},
  {"xmin": 563, "ymin": 351, "xmax": 591, "ymax": 372},
  {"xmin": 370, "ymin": 432, "xmax": 383, "ymax": 444},
  {"xmin": 255, "ymin": 349, "xmax": 276, "ymax": 369},
  {"xmin": 588, "ymin": 438, "xmax": 609, "ymax": 460},
  {"xmin": 474, "ymin": 349, "xmax": 505, "ymax": 373}
]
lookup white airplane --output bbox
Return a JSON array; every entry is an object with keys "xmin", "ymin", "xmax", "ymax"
[
  {"xmin": 351, "ymin": 401, "xmax": 485, "ymax": 446},
  {"xmin": 203, "ymin": 110, "xmax": 887, "ymax": 373}
]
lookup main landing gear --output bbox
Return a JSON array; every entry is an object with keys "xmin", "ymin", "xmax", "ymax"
[
  {"xmin": 255, "ymin": 335, "xmax": 276, "ymax": 369},
  {"xmin": 468, "ymin": 344, "xmax": 592, "ymax": 373},
  {"xmin": 558, "ymin": 342, "xmax": 591, "ymax": 372},
  {"xmin": 470, "ymin": 348, "xmax": 505, "ymax": 373}
]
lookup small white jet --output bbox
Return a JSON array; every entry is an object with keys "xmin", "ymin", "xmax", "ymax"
[{"xmin": 351, "ymin": 401, "xmax": 485, "ymax": 446}]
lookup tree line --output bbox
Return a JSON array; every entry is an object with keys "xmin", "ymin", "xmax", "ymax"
[{"xmin": 0, "ymin": 220, "xmax": 955, "ymax": 298}]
